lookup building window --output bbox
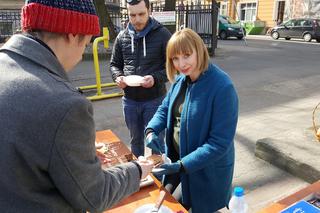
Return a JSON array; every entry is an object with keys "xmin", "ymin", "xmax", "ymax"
[
  {"xmin": 240, "ymin": 2, "xmax": 256, "ymax": 22},
  {"xmin": 220, "ymin": 2, "xmax": 228, "ymax": 16}
]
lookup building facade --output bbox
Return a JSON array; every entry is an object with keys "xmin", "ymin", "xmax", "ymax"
[
  {"xmin": 217, "ymin": 0, "xmax": 320, "ymax": 30},
  {"xmin": 217, "ymin": 0, "xmax": 280, "ymax": 29}
]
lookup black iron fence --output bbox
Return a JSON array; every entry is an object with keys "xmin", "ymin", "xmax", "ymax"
[
  {"xmin": 177, "ymin": 4, "xmax": 219, "ymax": 54},
  {"xmin": 0, "ymin": 9, "xmax": 21, "ymax": 42},
  {"xmin": 144, "ymin": 3, "xmax": 219, "ymax": 55},
  {"xmin": 109, "ymin": 8, "xmax": 128, "ymax": 33}
]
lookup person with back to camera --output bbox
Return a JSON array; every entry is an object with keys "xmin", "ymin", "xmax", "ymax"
[
  {"xmin": 0, "ymin": 0, "xmax": 154, "ymax": 212},
  {"xmin": 145, "ymin": 28, "xmax": 239, "ymax": 213},
  {"xmin": 110, "ymin": 0, "xmax": 172, "ymax": 157}
]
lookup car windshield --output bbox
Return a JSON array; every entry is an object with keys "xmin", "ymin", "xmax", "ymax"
[
  {"xmin": 226, "ymin": 16, "xmax": 237, "ymax": 24},
  {"xmin": 220, "ymin": 16, "xmax": 237, "ymax": 24},
  {"xmin": 220, "ymin": 18, "xmax": 228, "ymax": 24}
]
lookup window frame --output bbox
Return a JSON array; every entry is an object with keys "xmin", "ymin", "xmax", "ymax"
[
  {"xmin": 219, "ymin": 1, "xmax": 229, "ymax": 16},
  {"xmin": 238, "ymin": 1, "xmax": 257, "ymax": 22}
]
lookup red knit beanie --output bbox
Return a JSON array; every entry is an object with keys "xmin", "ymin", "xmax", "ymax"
[{"xmin": 21, "ymin": 0, "xmax": 100, "ymax": 36}]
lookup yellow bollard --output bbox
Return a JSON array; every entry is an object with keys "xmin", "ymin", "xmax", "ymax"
[
  {"xmin": 103, "ymin": 27, "xmax": 109, "ymax": 49},
  {"xmin": 79, "ymin": 27, "xmax": 123, "ymax": 101}
]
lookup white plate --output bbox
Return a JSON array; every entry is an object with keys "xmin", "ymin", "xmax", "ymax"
[
  {"xmin": 124, "ymin": 75, "xmax": 144, "ymax": 87},
  {"xmin": 140, "ymin": 175, "xmax": 154, "ymax": 188},
  {"xmin": 134, "ymin": 204, "xmax": 174, "ymax": 213}
]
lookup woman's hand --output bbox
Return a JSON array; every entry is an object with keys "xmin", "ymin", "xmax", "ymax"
[
  {"xmin": 152, "ymin": 161, "xmax": 182, "ymax": 176},
  {"xmin": 145, "ymin": 132, "xmax": 162, "ymax": 153}
]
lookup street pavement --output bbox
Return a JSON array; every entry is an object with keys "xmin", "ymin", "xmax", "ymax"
[{"xmin": 70, "ymin": 35, "xmax": 320, "ymax": 212}]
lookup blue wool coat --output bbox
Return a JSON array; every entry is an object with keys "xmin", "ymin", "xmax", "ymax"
[{"xmin": 147, "ymin": 64, "xmax": 238, "ymax": 213}]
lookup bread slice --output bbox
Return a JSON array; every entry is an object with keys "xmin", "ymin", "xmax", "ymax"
[{"xmin": 146, "ymin": 154, "xmax": 163, "ymax": 167}]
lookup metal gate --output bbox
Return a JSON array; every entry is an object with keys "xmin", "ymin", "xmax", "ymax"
[
  {"xmin": 151, "ymin": 3, "xmax": 219, "ymax": 55},
  {"xmin": 0, "ymin": 9, "xmax": 21, "ymax": 42},
  {"xmin": 177, "ymin": 3, "xmax": 219, "ymax": 55}
]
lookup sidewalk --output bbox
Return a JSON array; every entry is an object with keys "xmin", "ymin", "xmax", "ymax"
[
  {"xmin": 255, "ymin": 93, "xmax": 320, "ymax": 183},
  {"xmin": 245, "ymin": 34, "xmax": 271, "ymax": 40},
  {"xmin": 219, "ymin": 93, "xmax": 320, "ymax": 212}
]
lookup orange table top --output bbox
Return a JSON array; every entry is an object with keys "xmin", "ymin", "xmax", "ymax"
[
  {"xmin": 258, "ymin": 180, "xmax": 320, "ymax": 213},
  {"xmin": 96, "ymin": 130, "xmax": 188, "ymax": 213}
]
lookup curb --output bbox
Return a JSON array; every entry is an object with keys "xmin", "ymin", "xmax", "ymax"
[
  {"xmin": 246, "ymin": 35, "xmax": 271, "ymax": 40},
  {"xmin": 255, "ymin": 138, "xmax": 320, "ymax": 183}
]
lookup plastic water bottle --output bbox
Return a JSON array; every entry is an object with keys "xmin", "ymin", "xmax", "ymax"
[{"xmin": 229, "ymin": 186, "xmax": 248, "ymax": 213}]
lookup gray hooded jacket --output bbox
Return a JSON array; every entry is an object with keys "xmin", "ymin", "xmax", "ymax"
[{"xmin": 0, "ymin": 35, "xmax": 140, "ymax": 213}]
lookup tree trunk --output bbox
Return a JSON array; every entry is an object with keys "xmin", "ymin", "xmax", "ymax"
[
  {"xmin": 164, "ymin": 0, "xmax": 176, "ymax": 33},
  {"xmin": 164, "ymin": 0, "xmax": 176, "ymax": 11},
  {"xmin": 211, "ymin": 0, "xmax": 218, "ymax": 56},
  {"xmin": 93, "ymin": 0, "xmax": 116, "ymax": 41}
]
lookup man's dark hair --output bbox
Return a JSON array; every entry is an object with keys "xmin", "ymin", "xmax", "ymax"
[{"xmin": 127, "ymin": 0, "xmax": 150, "ymax": 9}]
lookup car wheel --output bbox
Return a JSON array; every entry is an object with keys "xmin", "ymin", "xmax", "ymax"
[
  {"xmin": 271, "ymin": 31, "xmax": 279, "ymax": 40},
  {"xmin": 219, "ymin": 31, "xmax": 227, "ymax": 40},
  {"xmin": 303, "ymin": 33, "xmax": 312, "ymax": 42},
  {"xmin": 316, "ymin": 38, "xmax": 320, "ymax": 43},
  {"xmin": 237, "ymin": 36, "xmax": 243, "ymax": 40},
  {"xmin": 285, "ymin": 37, "xmax": 291, "ymax": 40}
]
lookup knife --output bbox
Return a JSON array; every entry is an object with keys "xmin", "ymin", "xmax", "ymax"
[{"xmin": 150, "ymin": 190, "xmax": 166, "ymax": 213}]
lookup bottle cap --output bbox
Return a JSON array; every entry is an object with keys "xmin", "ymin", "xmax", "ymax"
[{"xmin": 234, "ymin": 186, "xmax": 244, "ymax": 197}]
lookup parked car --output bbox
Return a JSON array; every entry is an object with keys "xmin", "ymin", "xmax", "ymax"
[
  {"xmin": 270, "ymin": 18, "xmax": 320, "ymax": 42},
  {"xmin": 218, "ymin": 15, "xmax": 246, "ymax": 40}
]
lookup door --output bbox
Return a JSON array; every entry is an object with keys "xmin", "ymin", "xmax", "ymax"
[
  {"xmin": 278, "ymin": 19, "xmax": 295, "ymax": 37},
  {"xmin": 276, "ymin": 1, "xmax": 285, "ymax": 24},
  {"xmin": 289, "ymin": 19, "xmax": 305, "ymax": 38}
]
